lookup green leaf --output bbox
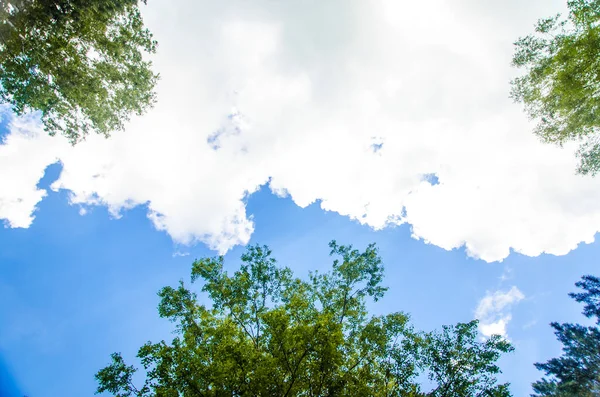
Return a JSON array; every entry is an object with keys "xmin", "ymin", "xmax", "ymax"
[
  {"xmin": 0, "ymin": 0, "xmax": 158, "ymax": 143},
  {"xmin": 511, "ymin": 0, "xmax": 600, "ymax": 175}
]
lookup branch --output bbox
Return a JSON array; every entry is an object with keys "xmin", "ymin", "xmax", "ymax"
[{"xmin": 229, "ymin": 308, "xmax": 257, "ymax": 346}]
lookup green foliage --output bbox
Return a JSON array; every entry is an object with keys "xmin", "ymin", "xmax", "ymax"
[
  {"xmin": 532, "ymin": 275, "xmax": 600, "ymax": 396},
  {"xmin": 511, "ymin": 0, "xmax": 600, "ymax": 175},
  {"xmin": 0, "ymin": 0, "xmax": 158, "ymax": 143},
  {"xmin": 96, "ymin": 241, "xmax": 514, "ymax": 397},
  {"xmin": 419, "ymin": 322, "xmax": 513, "ymax": 397}
]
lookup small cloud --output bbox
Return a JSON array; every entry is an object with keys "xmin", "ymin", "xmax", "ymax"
[
  {"xmin": 79, "ymin": 207, "xmax": 87, "ymax": 216},
  {"xmin": 522, "ymin": 319, "xmax": 537, "ymax": 330},
  {"xmin": 475, "ymin": 286, "xmax": 524, "ymax": 339},
  {"xmin": 499, "ymin": 266, "xmax": 513, "ymax": 282},
  {"xmin": 479, "ymin": 317, "xmax": 510, "ymax": 337},
  {"xmin": 172, "ymin": 251, "xmax": 190, "ymax": 258}
]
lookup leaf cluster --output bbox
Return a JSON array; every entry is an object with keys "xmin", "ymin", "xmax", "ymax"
[
  {"xmin": 0, "ymin": 0, "xmax": 158, "ymax": 142},
  {"xmin": 532, "ymin": 275, "xmax": 600, "ymax": 396},
  {"xmin": 96, "ymin": 241, "xmax": 514, "ymax": 397},
  {"xmin": 511, "ymin": 0, "xmax": 600, "ymax": 174}
]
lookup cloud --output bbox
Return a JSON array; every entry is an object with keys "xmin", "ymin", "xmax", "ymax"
[
  {"xmin": 500, "ymin": 267, "xmax": 514, "ymax": 282},
  {"xmin": 2, "ymin": 0, "xmax": 600, "ymax": 261},
  {"xmin": 475, "ymin": 286, "xmax": 525, "ymax": 338},
  {"xmin": 0, "ymin": 112, "xmax": 68, "ymax": 228}
]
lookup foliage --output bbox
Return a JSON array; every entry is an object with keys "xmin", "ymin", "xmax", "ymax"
[
  {"xmin": 0, "ymin": 0, "xmax": 158, "ymax": 143},
  {"xmin": 532, "ymin": 275, "xmax": 600, "ymax": 396},
  {"xmin": 96, "ymin": 241, "xmax": 514, "ymax": 397},
  {"xmin": 511, "ymin": 0, "xmax": 600, "ymax": 175},
  {"xmin": 419, "ymin": 322, "xmax": 513, "ymax": 397}
]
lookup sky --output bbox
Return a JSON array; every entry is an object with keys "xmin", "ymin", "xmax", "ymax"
[{"xmin": 0, "ymin": 0, "xmax": 599, "ymax": 396}]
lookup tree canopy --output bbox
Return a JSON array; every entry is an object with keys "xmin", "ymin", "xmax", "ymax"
[
  {"xmin": 96, "ymin": 241, "xmax": 514, "ymax": 397},
  {"xmin": 532, "ymin": 275, "xmax": 600, "ymax": 396},
  {"xmin": 511, "ymin": 0, "xmax": 600, "ymax": 175},
  {"xmin": 0, "ymin": 0, "xmax": 158, "ymax": 143}
]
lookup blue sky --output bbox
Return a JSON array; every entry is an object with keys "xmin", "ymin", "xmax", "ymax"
[
  {"xmin": 1, "ymin": 146, "xmax": 598, "ymax": 396},
  {"xmin": 2, "ymin": 0, "xmax": 600, "ymax": 396}
]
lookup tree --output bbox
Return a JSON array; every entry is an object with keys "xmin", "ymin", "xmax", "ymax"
[
  {"xmin": 0, "ymin": 0, "xmax": 158, "ymax": 143},
  {"xmin": 419, "ymin": 322, "xmax": 513, "ymax": 397},
  {"xmin": 95, "ymin": 241, "xmax": 514, "ymax": 397},
  {"xmin": 511, "ymin": 0, "xmax": 600, "ymax": 175},
  {"xmin": 532, "ymin": 275, "xmax": 600, "ymax": 396}
]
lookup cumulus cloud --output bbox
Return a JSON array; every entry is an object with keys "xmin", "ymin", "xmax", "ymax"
[
  {"xmin": 0, "ymin": 112, "xmax": 68, "ymax": 228},
  {"xmin": 2, "ymin": 0, "xmax": 600, "ymax": 260},
  {"xmin": 475, "ymin": 286, "xmax": 525, "ymax": 338}
]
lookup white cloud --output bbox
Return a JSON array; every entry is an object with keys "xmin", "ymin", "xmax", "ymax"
[
  {"xmin": 0, "ymin": 112, "xmax": 68, "ymax": 228},
  {"xmin": 2, "ymin": 0, "xmax": 600, "ymax": 261},
  {"xmin": 475, "ymin": 286, "xmax": 525, "ymax": 338},
  {"xmin": 500, "ymin": 267, "xmax": 514, "ymax": 282},
  {"xmin": 479, "ymin": 318, "xmax": 511, "ymax": 338}
]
